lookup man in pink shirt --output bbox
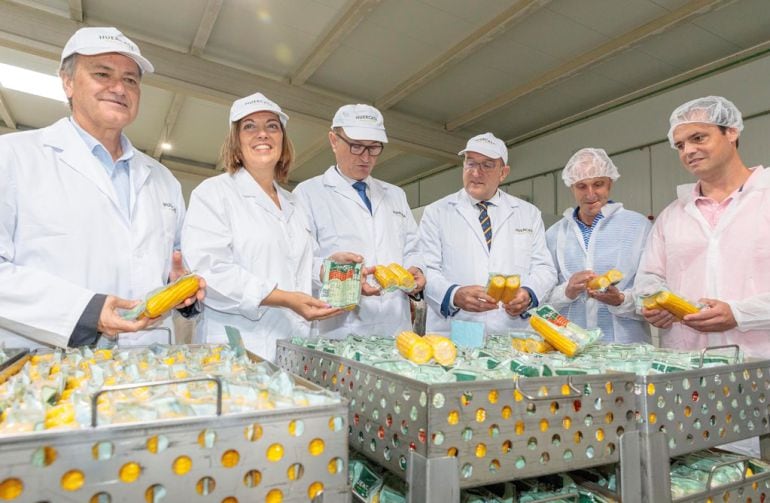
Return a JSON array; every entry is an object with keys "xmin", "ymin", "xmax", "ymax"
[{"xmin": 637, "ymin": 96, "xmax": 770, "ymax": 359}]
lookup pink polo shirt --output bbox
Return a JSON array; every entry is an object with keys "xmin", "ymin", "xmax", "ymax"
[{"xmin": 693, "ymin": 168, "xmax": 760, "ymax": 228}]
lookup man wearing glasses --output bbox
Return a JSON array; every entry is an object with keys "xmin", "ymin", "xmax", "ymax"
[
  {"xmin": 293, "ymin": 104, "xmax": 425, "ymax": 339},
  {"xmin": 419, "ymin": 132, "xmax": 556, "ymax": 334}
]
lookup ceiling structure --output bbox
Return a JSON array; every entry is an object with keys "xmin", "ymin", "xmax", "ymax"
[{"xmin": 1, "ymin": 0, "xmax": 769, "ymax": 192}]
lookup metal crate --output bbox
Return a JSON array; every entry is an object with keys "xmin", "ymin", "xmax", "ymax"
[
  {"xmin": 276, "ymin": 341, "xmax": 640, "ymax": 502},
  {"xmin": 672, "ymin": 456, "xmax": 770, "ymax": 503},
  {"xmin": 0, "ymin": 349, "xmax": 350, "ymax": 503},
  {"xmin": 627, "ymin": 346, "xmax": 770, "ymax": 502}
]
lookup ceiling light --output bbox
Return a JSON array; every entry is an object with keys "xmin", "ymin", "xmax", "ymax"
[
  {"xmin": 161, "ymin": 142, "xmax": 172, "ymax": 151},
  {"xmin": 0, "ymin": 63, "xmax": 67, "ymax": 103}
]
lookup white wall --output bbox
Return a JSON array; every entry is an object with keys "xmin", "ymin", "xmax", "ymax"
[{"xmin": 408, "ymin": 53, "xmax": 770, "ymax": 218}]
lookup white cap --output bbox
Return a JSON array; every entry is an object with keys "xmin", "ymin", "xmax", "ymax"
[
  {"xmin": 667, "ymin": 96, "xmax": 743, "ymax": 148},
  {"xmin": 332, "ymin": 104, "xmax": 388, "ymax": 143},
  {"xmin": 229, "ymin": 92, "xmax": 289, "ymax": 126},
  {"xmin": 61, "ymin": 27, "xmax": 154, "ymax": 74},
  {"xmin": 562, "ymin": 148, "xmax": 620, "ymax": 187},
  {"xmin": 458, "ymin": 132, "xmax": 508, "ymax": 165}
]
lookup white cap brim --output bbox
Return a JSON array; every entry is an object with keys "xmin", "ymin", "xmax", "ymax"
[
  {"xmin": 341, "ymin": 126, "xmax": 388, "ymax": 143},
  {"xmin": 458, "ymin": 146, "xmax": 507, "ymax": 165},
  {"xmin": 230, "ymin": 108, "xmax": 289, "ymax": 126},
  {"xmin": 69, "ymin": 46, "xmax": 155, "ymax": 74}
]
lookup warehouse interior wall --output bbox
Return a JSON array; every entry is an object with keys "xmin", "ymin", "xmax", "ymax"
[{"xmin": 405, "ymin": 52, "xmax": 770, "ymax": 225}]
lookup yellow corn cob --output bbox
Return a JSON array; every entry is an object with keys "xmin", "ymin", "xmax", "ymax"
[
  {"xmin": 396, "ymin": 331, "xmax": 433, "ymax": 364},
  {"xmin": 529, "ymin": 315, "xmax": 579, "ymax": 357},
  {"xmin": 374, "ymin": 265, "xmax": 399, "ymax": 289},
  {"xmin": 511, "ymin": 338, "xmax": 528, "ymax": 352},
  {"xmin": 605, "ymin": 269, "xmax": 624, "ymax": 285},
  {"xmin": 141, "ymin": 274, "xmax": 201, "ymax": 319},
  {"xmin": 587, "ymin": 275, "xmax": 610, "ymax": 291},
  {"xmin": 387, "ymin": 263, "xmax": 415, "ymax": 290},
  {"xmin": 500, "ymin": 275, "xmax": 521, "ymax": 303},
  {"xmin": 486, "ymin": 275, "xmax": 506, "ymax": 302},
  {"xmin": 655, "ymin": 291, "xmax": 700, "ymax": 319},
  {"xmin": 423, "ymin": 334, "xmax": 457, "ymax": 366},
  {"xmin": 524, "ymin": 338, "xmax": 555, "ymax": 354},
  {"xmin": 641, "ymin": 295, "xmax": 660, "ymax": 310}
]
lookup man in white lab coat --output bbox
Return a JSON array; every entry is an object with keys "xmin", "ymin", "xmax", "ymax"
[
  {"xmin": 419, "ymin": 133, "xmax": 557, "ymax": 334},
  {"xmin": 293, "ymin": 104, "xmax": 424, "ymax": 338},
  {"xmin": 0, "ymin": 27, "xmax": 202, "ymax": 349}
]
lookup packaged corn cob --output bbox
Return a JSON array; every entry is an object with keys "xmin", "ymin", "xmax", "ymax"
[
  {"xmin": 121, "ymin": 273, "xmax": 201, "ymax": 320},
  {"xmin": 373, "ymin": 263, "xmax": 416, "ymax": 293},
  {"xmin": 640, "ymin": 290, "xmax": 701, "ymax": 319},
  {"xmin": 587, "ymin": 269, "xmax": 624, "ymax": 292},
  {"xmin": 485, "ymin": 273, "xmax": 520, "ymax": 303},
  {"xmin": 320, "ymin": 260, "xmax": 362, "ymax": 310},
  {"xmin": 528, "ymin": 305, "xmax": 602, "ymax": 357}
]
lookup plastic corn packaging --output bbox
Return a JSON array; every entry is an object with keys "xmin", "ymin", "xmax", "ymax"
[
  {"xmin": 320, "ymin": 260, "xmax": 362, "ymax": 310},
  {"xmin": 373, "ymin": 263, "xmax": 415, "ymax": 292},
  {"xmin": 423, "ymin": 334, "xmax": 457, "ymax": 366},
  {"xmin": 587, "ymin": 269, "xmax": 624, "ymax": 292},
  {"xmin": 395, "ymin": 331, "xmax": 433, "ymax": 364},
  {"xmin": 528, "ymin": 305, "xmax": 602, "ymax": 357},
  {"xmin": 121, "ymin": 273, "xmax": 201, "ymax": 320},
  {"xmin": 510, "ymin": 334, "xmax": 554, "ymax": 354},
  {"xmin": 486, "ymin": 273, "xmax": 521, "ymax": 303},
  {"xmin": 641, "ymin": 290, "xmax": 701, "ymax": 319}
]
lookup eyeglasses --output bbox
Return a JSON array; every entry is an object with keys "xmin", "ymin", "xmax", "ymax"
[
  {"xmin": 463, "ymin": 159, "xmax": 499, "ymax": 171},
  {"xmin": 335, "ymin": 133, "xmax": 384, "ymax": 156}
]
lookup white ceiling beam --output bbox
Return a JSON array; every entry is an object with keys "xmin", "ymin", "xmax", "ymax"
[
  {"xmin": 67, "ymin": 0, "xmax": 83, "ymax": 22},
  {"xmin": 190, "ymin": 0, "xmax": 223, "ymax": 57},
  {"xmin": 0, "ymin": 89, "xmax": 17, "ymax": 130},
  {"xmin": 290, "ymin": 0, "xmax": 381, "ymax": 86},
  {"xmin": 445, "ymin": 0, "xmax": 726, "ymax": 131},
  {"xmin": 0, "ymin": 2, "xmax": 464, "ymax": 163},
  {"xmin": 375, "ymin": 0, "xmax": 550, "ymax": 110},
  {"xmin": 153, "ymin": 93, "xmax": 185, "ymax": 159}
]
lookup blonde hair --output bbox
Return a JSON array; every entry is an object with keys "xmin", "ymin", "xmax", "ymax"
[{"xmin": 219, "ymin": 120, "xmax": 294, "ymax": 182}]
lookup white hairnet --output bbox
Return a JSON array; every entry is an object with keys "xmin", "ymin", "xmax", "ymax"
[
  {"xmin": 667, "ymin": 96, "xmax": 743, "ymax": 148},
  {"xmin": 561, "ymin": 148, "xmax": 620, "ymax": 187}
]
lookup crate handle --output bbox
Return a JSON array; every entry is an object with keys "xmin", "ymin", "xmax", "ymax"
[
  {"xmin": 116, "ymin": 326, "xmax": 174, "ymax": 345},
  {"xmin": 514, "ymin": 375, "xmax": 583, "ymax": 401},
  {"xmin": 704, "ymin": 455, "xmax": 751, "ymax": 491},
  {"xmin": 90, "ymin": 375, "xmax": 223, "ymax": 427},
  {"xmin": 698, "ymin": 344, "xmax": 740, "ymax": 368}
]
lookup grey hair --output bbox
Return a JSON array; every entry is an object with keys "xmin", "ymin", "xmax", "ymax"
[{"xmin": 59, "ymin": 54, "xmax": 78, "ymax": 109}]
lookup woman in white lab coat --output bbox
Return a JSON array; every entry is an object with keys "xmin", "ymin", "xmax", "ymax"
[{"xmin": 181, "ymin": 93, "xmax": 342, "ymax": 361}]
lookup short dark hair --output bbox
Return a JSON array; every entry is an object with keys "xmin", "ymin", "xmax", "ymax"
[{"xmin": 717, "ymin": 125, "xmax": 739, "ymax": 149}]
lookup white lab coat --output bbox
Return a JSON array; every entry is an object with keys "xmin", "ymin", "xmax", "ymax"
[
  {"xmin": 420, "ymin": 189, "xmax": 556, "ymax": 335},
  {"xmin": 0, "ymin": 118, "xmax": 185, "ymax": 349},
  {"xmin": 293, "ymin": 166, "xmax": 423, "ymax": 339},
  {"xmin": 181, "ymin": 170, "xmax": 313, "ymax": 361},
  {"xmin": 545, "ymin": 203, "xmax": 652, "ymax": 344}
]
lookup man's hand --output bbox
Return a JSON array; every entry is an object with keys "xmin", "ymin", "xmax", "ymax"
[
  {"xmin": 408, "ymin": 267, "xmax": 426, "ymax": 295},
  {"xmin": 453, "ymin": 286, "xmax": 498, "ymax": 313},
  {"xmin": 641, "ymin": 307, "xmax": 677, "ymax": 329},
  {"xmin": 169, "ymin": 250, "xmax": 206, "ymax": 307},
  {"xmin": 97, "ymin": 295, "xmax": 152, "ymax": 338},
  {"xmin": 683, "ymin": 299, "xmax": 737, "ymax": 332},
  {"xmin": 565, "ymin": 270, "xmax": 598, "ymax": 299},
  {"xmin": 587, "ymin": 285, "xmax": 625, "ymax": 307},
  {"xmin": 503, "ymin": 288, "xmax": 532, "ymax": 317}
]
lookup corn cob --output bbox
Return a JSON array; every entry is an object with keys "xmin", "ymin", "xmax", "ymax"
[
  {"xmin": 605, "ymin": 269, "xmax": 624, "ymax": 285},
  {"xmin": 486, "ymin": 275, "xmax": 506, "ymax": 302},
  {"xmin": 423, "ymin": 334, "xmax": 457, "ymax": 366},
  {"xmin": 654, "ymin": 291, "xmax": 700, "ymax": 319},
  {"xmin": 641, "ymin": 295, "xmax": 660, "ymax": 310},
  {"xmin": 141, "ymin": 275, "xmax": 201, "ymax": 319},
  {"xmin": 396, "ymin": 331, "xmax": 433, "ymax": 364},
  {"xmin": 524, "ymin": 338, "xmax": 554, "ymax": 354},
  {"xmin": 500, "ymin": 275, "xmax": 521, "ymax": 303},
  {"xmin": 374, "ymin": 265, "xmax": 399, "ymax": 289},
  {"xmin": 587, "ymin": 275, "xmax": 610, "ymax": 291},
  {"xmin": 387, "ymin": 263, "xmax": 415, "ymax": 290},
  {"xmin": 529, "ymin": 315, "xmax": 579, "ymax": 357}
]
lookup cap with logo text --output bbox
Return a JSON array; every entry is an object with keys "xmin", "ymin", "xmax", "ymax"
[
  {"xmin": 61, "ymin": 27, "xmax": 154, "ymax": 74},
  {"xmin": 332, "ymin": 104, "xmax": 388, "ymax": 143},
  {"xmin": 229, "ymin": 92, "xmax": 288, "ymax": 126},
  {"xmin": 458, "ymin": 132, "xmax": 508, "ymax": 165}
]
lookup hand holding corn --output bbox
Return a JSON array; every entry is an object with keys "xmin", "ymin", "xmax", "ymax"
[
  {"xmin": 169, "ymin": 251, "xmax": 206, "ymax": 309},
  {"xmin": 453, "ymin": 285, "xmax": 498, "ymax": 313},
  {"xmin": 680, "ymin": 298, "xmax": 737, "ymax": 332}
]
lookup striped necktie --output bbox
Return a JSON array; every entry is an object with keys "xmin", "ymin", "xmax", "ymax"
[{"xmin": 477, "ymin": 201, "xmax": 492, "ymax": 250}]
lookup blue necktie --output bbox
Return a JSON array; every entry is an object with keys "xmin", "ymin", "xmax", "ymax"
[
  {"xmin": 353, "ymin": 181, "xmax": 372, "ymax": 214},
  {"xmin": 477, "ymin": 201, "xmax": 492, "ymax": 250},
  {"xmin": 111, "ymin": 163, "xmax": 131, "ymax": 219}
]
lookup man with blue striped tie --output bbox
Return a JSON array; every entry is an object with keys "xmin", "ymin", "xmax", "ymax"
[{"xmin": 419, "ymin": 133, "xmax": 557, "ymax": 335}]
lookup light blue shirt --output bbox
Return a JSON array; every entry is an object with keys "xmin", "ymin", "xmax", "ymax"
[{"xmin": 69, "ymin": 117, "xmax": 134, "ymax": 220}]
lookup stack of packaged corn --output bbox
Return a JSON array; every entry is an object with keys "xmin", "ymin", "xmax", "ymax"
[
  {"xmin": 0, "ymin": 344, "xmax": 338, "ymax": 433},
  {"xmin": 289, "ymin": 335, "xmax": 741, "ymax": 384},
  {"xmin": 669, "ymin": 450, "xmax": 770, "ymax": 498}
]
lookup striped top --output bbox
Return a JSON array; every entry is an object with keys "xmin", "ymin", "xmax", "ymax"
[{"xmin": 573, "ymin": 206, "xmax": 605, "ymax": 248}]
